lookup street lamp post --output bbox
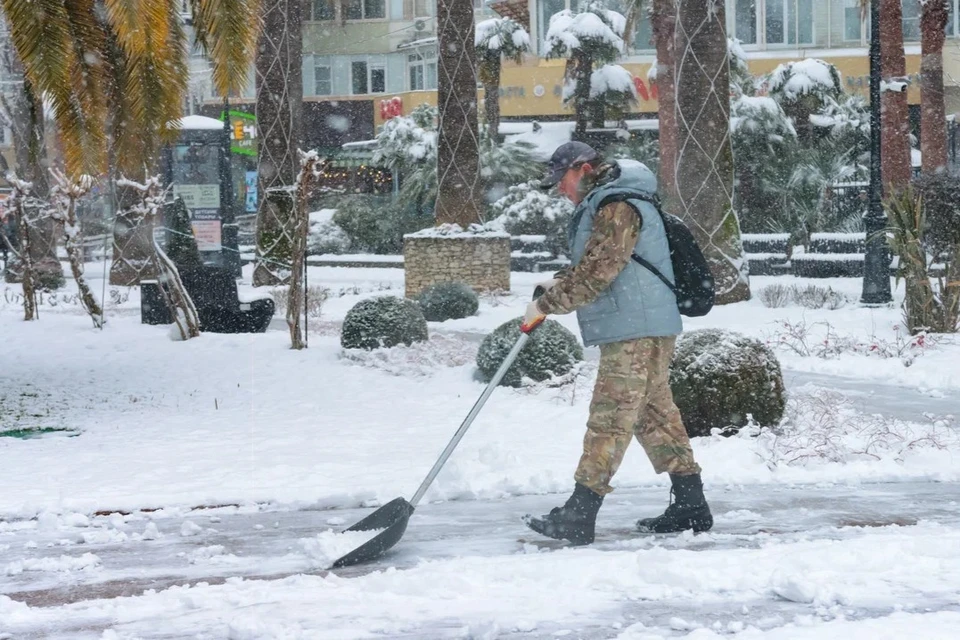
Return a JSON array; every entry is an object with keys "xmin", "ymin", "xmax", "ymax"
[
  {"xmin": 861, "ymin": 0, "xmax": 893, "ymax": 305},
  {"xmin": 220, "ymin": 97, "xmax": 241, "ymax": 278}
]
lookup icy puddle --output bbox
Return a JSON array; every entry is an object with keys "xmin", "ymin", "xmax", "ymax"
[{"xmin": 300, "ymin": 528, "xmax": 385, "ymax": 569}]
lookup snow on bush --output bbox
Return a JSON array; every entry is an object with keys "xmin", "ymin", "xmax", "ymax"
[
  {"xmin": 767, "ymin": 319, "xmax": 941, "ymax": 367},
  {"xmin": 340, "ymin": 296, "xmax": 429, "ymax": 351},
  {"xmin": 405, "ymin": 223, "xmax": 508, "ymax": 239},
  {"xmin": 307, "ymin": 209, "xmax": 350, "ymax": 255},
  {"xmin": 671, "ymin": 329, "xmax": 786, "ymax": 437},
  {"xmin": 731, "ymin": 96, "xmax": 796, "ymax": 139},
  {"xmin": 476, "ymin": 318, "xmax": 583, "ymax": 388},
  {"xmin": 747, "ymin": 389, "xmax": 957, "ymax": 467},
  {"xmin": 487, "ymin": 180, "xmax": 574, "ymax": 256},
  {"xmin": 332, "ymin": 196, "xmax": 430, "ymax": 254},
  {"xmin": 767, "ymin": 59, "xmax": 841, "ymax": 103},
  {"xmin": 417, "ymin": 282, "xmax": 479, "ymax": 322}
]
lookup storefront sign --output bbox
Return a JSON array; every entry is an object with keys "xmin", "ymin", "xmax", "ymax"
[{"xmin": 222, "ymin": 110, "xmax": 257, "ymax": 156}]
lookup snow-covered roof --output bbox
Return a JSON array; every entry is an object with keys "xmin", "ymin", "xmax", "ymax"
[{"xmin": 172, "ymin": 115, "xmax": 225, "ymax": 131}]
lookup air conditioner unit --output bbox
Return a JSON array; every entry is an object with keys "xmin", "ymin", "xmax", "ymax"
[{"xmin": 414, "ymin": 19, "xmax": 427, "ymax": 31}]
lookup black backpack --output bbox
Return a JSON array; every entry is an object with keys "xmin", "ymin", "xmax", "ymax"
[{"xmin": 599, "ymin": 192, "xmax": 715, "ymax": 317}]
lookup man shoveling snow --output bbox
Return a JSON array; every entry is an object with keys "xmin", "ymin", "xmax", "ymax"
[{"xmin": 523, "ymin": 141, "xmax": 713, "ymax": 544}]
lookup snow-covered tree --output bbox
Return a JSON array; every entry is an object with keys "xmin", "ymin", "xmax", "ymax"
[
  {"xmin": 544, "ymin": 4, "xmax": 626, "ymax": 136},
  {"xmin": 562, "ymin": 63, "xmax": 638, "ymax": 127},
  {"xmin": 372, "ymin": 104, "xmax": 439, "ymax": 175},
  {"xmin": 766, "ymin": 59, "xmax": 842, "ymax": 141},
  {"xmin": 476, "ymin": 18, "xmax": 530, "ymax": 138},
  {"xmin": 487, "ymin": 180, "xmax": 574, "ymax": 256},
  {"xmin": 731, "ymin": 96, "xmax": 798, "ymax": 233},
  {"xmin": 373, "ymin": 104, "xmax": 539, "ymax": 213},
  {"xmin": 728, "ymin": 38, "xmax": 754, "ymax": 99}
]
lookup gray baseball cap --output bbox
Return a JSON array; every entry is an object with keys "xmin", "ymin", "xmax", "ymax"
[{"xmin": 539, "ymin": 141, "xmax": 601, "ymax": 189}]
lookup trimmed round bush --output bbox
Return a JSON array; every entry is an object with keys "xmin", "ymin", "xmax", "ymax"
[
  {"xmin": 418, "ymin": 282, "xmax": 479, "ymax": 322},
  {"xmin": 476, "ymin": 318, "xmax": 583, "ymax": 387},
  {"xmin": 341, "ymin": 296, "xmax": 429, "ymax": 350},
  {"xmin": 670, "ymin": 329, "xmax": 785, "ymax": 437}
]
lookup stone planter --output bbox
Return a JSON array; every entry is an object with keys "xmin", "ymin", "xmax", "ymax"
[{"xmin": 403, "ymin": 228, "xmax": 511, "ymax": 298}]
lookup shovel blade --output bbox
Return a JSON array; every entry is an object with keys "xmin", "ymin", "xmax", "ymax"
[{"xmin": 331, "ymin": 497, "xmax": 415, "ymax": 568}]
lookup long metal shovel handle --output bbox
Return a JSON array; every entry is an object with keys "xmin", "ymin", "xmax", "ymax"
[{"xmin": 409, "ymin": 316, "xmax": 545, "ymax": 508}]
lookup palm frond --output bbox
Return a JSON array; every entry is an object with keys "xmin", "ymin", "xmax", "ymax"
[
  {"xmin": 190, "ymin": 0, "xmax": 259, "ymax": 97},
  {"xmin": 2, "ymin": 0, "xmax": 109, "ymax": 175},
  {"xmin": 104, "ymin": 0, "xmax": 188, "ymax": 173}
]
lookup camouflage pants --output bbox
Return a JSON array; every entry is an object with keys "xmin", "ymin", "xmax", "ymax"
[{"xmin": 575, "ymin": 336, "xmax": 701, "ymax": 496}]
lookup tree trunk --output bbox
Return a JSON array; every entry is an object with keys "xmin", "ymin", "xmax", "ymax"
[
  {"xmin": 9, "ymin": 184, "xmax": 37, "ymax": 320},
  {"xmin": 572, "ymin": 50, "xmax": 592, "ymax": 139},
  {"xmin": 52, "ymin": 172, "xmax": 104, "ymax": 327},
  {"xmin": 652, "ymin": 0, "xmax": 678, "ymax": 205},
  {"xmin": 287, "ymin": 153, "xmax": 320, "ymax": 350},
  {"xmin": 254, "ymin": 0, "xmax": 303, "ymax": 285},
  {"xmin": 880, "ymin": 0, "xmax": 913, "ymax": 192},
  {"xmin": 4, "ymin": 75, "xmax": 62, "ymax": 289},
  {"xmin": 435, "ymin": 0, "xmax": 483, "ymax": 226},
  {"xmin": 674, "ymin": 0, "xmax": 750, "ymax": 304},
  {"xmin": 920, "ymin": 0, "xmax": 949, "ymax": 176},
  {"xmin": 110, "ymin": 183, "xmax": 159, "ymax": 286},
  {"xmin": 482, "ymin": 53, "xmax": 501, "ymax": 138}
]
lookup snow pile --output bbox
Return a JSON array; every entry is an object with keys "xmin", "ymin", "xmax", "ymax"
[
  {"xmin": 4, "ymin": 553, "xmax": 101, "ymax": 576},
  {"xmin": 768, "ymin": 59, "xmax": 841, "ymax": 102},
  {"xmin": 545, "ymin": 9, "xmax": 625, "ymax": 55},
  {"xmin": 300, "ymin": 528, "xmax": 385, "ymax": 570},
  {"xmin": 340, "ymin": 333, "xmax": 477, "ymax": 377}
]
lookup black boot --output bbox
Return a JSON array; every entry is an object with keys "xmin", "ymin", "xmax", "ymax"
[
  {"xmin": 524, "ymin": 483, "xmax": 604, "ymax": 545},
  {"xmin": 636, "ymin": 473, "xmax": 713, "ymax": 534}
]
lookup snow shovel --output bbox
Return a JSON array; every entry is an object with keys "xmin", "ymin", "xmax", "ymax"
[{"xmin": 332, "ymin": 314, "xmax": 546, "ymax": 568}]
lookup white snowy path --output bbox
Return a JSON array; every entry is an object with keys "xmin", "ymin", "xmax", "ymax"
[
  {"xmin": 2, "ymin": 482, "xmax": 959, "ymax": 639},
  {"xmin": 1, "ymin": 270, "xmax": 959, "ymax": 638}
]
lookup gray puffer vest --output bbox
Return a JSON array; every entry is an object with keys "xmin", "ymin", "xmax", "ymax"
[{"xmin": 568, "ymin": 159, "xmax": 682, "ymax": 347}]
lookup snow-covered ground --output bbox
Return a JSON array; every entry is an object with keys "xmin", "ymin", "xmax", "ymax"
[{"xmin": 1, "ymin": 265, "xmax": 958, "ymax": 638}]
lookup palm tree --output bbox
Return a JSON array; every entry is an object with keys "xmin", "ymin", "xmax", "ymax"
[
  {"xmin": 878, "ymin": 0, "xmax": 912, "ymax": 191},
  {"xmin": 650, "ymin": 0, "xmax": 677, "ymax": 204},
  {"xmin": 253, "ymin": 0, "xmax": 303, "ymax": 286},
  {"xmin": 475, "ymin": 17, "xmax": 530, "ymax": 140},
  {"xmin": 435, "ymin": 0, "xmax": 483, "ymax": 226},
  {"xmin": 674, "ymin": 0, "xmax": 749, "ymax": 304},
  {"xmin": 919, "ymin": 0, "xmax": 949, "ymax": 175},
  {"xmin": 1, "ymin": 0, "xmax": 258, "ymax": 283}
]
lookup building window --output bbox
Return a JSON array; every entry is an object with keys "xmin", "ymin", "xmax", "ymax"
[
  {"xmin": 312, "ymin": 0, "xmax": 335, "ymax": 20},
  {"xmin": 901, "ymin": 0, "xmax": 920, "ymax": 42},
  {"xmin": 315, "ymin": 63, "xmax": 332, "ymax": 96},
  {"xmin": 843, "ymin": 0, "xmax": 865, "ymax": 41},
  {"xmin": 633, "ymin": 6, "xmax": 654, "ymax": 51},
  {"xmin": 734, "ymin": 0, "xmax": 758, "ymax": 45},
  {"xmin": 407, "ymin": 48, "xmax": 437, "ymax": 90},
  {"xmin": 346, "ymin": 0, "xmax": 385, "ymax": 20},
  {"xmin": 414, "ymin": 0, "xmax": 432, "ymax": 17},
  {"xmin": 371, "ymin": 65, "xmax": 386, "ymax": 93},
  {"xmin": 352, "ymin": 61, "xmax": 368, "ymax": 94},
  {"xmin": 538, "ymin": 0, "xmax": 567, "ymax": 55},
  {"xmin": 764, "ymin": 0, "xmax": 813, "ymax": 45}
]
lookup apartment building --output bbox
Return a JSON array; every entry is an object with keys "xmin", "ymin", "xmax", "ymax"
[{"xmin": 195, "ymin": 1, "xmax": 960, "ymax": 151}]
